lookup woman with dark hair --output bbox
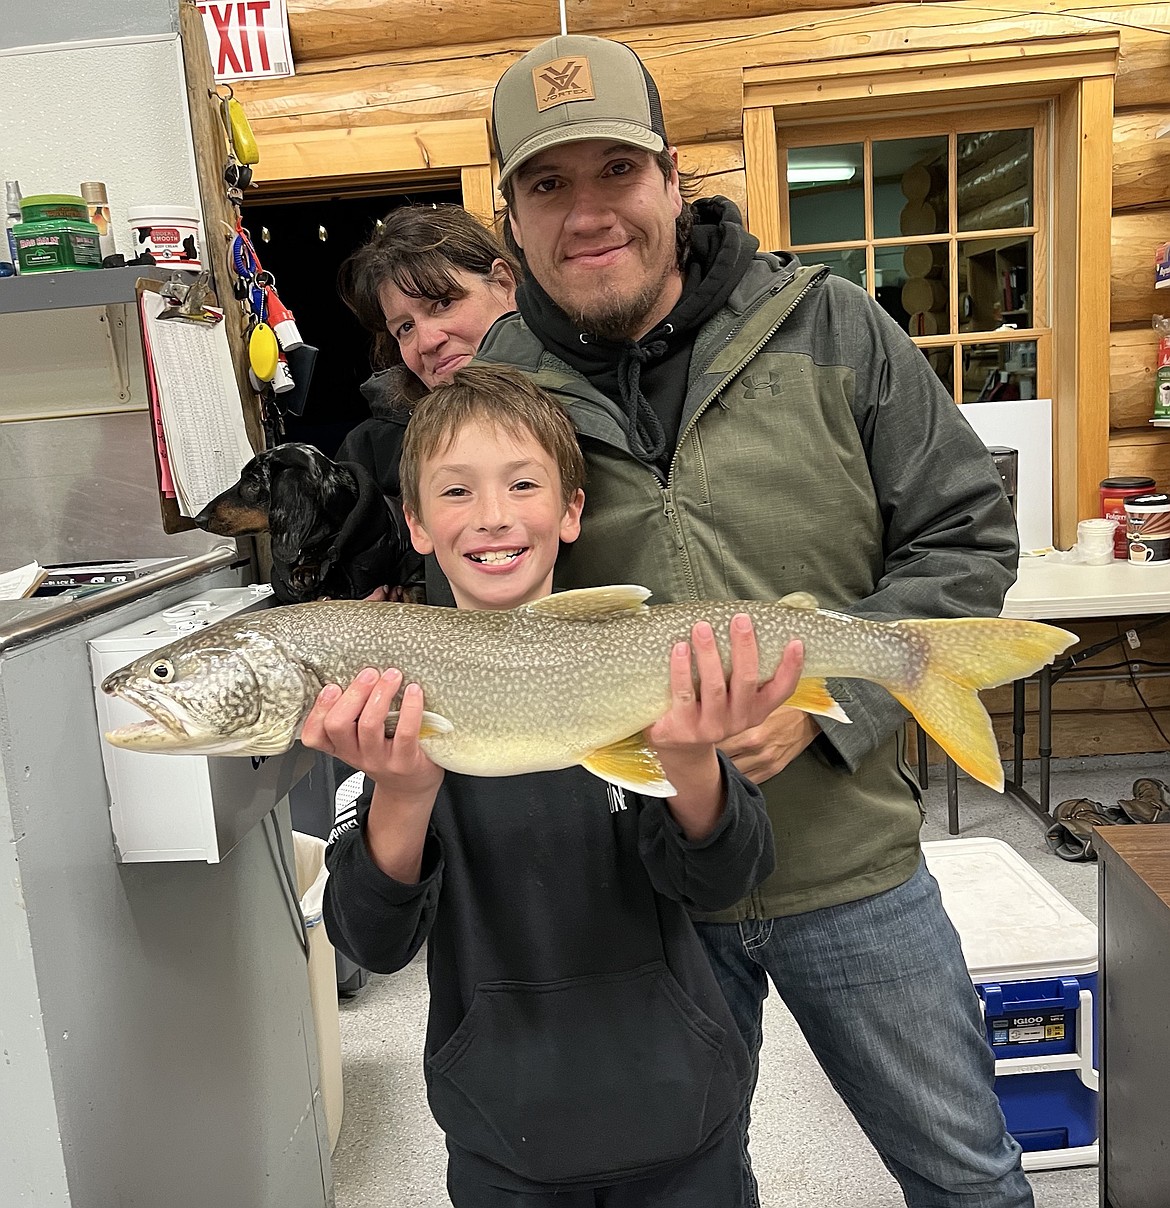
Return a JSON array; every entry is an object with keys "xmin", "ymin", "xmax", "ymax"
[{"xmin": 335, "ymin": 203, "xmax": 519, "ymax": 523}]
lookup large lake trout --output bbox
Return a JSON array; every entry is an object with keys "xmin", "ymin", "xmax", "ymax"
[{"xmin": 102, "ymin": 585, "xmax": 1075, "ymax": 794}]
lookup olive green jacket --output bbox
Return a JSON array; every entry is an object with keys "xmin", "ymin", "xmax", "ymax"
[{"xmin": 475, "ymin": 252, "xmax": 1018, "ymax": 919}]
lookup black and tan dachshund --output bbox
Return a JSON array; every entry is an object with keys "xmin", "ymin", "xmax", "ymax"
[{"xmin": 195, "ymin": 443, "xmax": 413, "ymax": 603}]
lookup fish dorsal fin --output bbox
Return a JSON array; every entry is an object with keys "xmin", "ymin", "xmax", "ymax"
[
  {"xmin": 581, "ymin": 734, "xmax": 677, "ymax": 798},
  {"xmin": 784, "ymin": 677, "xmax": 851, "ymax": 724},
  {"xmin": 524, "ymin": 585, "xmax": 652, "ymax": 620},
  {"xmin": 779, "ymin": 591, "xmax": 820, "ymax": 610}
]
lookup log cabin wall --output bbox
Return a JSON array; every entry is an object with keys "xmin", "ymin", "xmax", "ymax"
[{"xmin": 236, "ymin": 0, "xmax": 1170, "ymax": 761}]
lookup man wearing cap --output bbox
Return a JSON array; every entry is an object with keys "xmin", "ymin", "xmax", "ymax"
[{"xmin": 477, "ymin": 33, "xmax": 1032, "ymax": 1208}]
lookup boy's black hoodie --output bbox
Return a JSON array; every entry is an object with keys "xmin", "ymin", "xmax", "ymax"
[{"xmin": 323, "ymin": 758, "xmax": 773, "ymax": 1193}]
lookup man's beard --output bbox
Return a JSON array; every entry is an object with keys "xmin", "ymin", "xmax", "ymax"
[{"xmin": 561, "ymin": 264, "xmax": 677, "ymax": 342}]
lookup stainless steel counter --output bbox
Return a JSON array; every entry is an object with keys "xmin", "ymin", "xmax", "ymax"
[{"xmin": 0, "ymin": 547, "xmax": 332, "ymax": 1208}]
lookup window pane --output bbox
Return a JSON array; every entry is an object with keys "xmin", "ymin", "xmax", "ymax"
[
  {"xmin": 878, "ymin": 242, "xmax": 949, "ymax": 335},
  {"xmin": 960, "ymin": 236, "xmax": 1032, "ymax": 332},
  {"xmin": 788, "ymin": 143, "xmax": 864, "ymax": 245},
  {"xmin": 802, "ymin": 247, "xmax": 865, "ymax": 287},
  {"xmin": 957, "ymin": 129, "xmax": 1032, "ymax": 232},
  {"xmin": 921, "ymin": 345, "xmax": 955, "ymax": 399},
  {"xmin": 961, "ymin": 341, "xmax": 1038, "ymax": 403},
  {"xmin": 874, "ymin": 136, "xmax": 948, "ymax": 239}
]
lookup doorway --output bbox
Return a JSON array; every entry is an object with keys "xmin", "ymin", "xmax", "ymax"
[{"xmin": 241, "ymin": 186, "xmax": 463, "ymax": 455}]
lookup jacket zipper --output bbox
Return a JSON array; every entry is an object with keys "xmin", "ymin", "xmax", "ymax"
[{"xmin": 661, "ymin": 269, "xmax": 825, "ymax": 601}]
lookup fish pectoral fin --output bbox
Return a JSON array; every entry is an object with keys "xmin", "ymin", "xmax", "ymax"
[
  {"xmin": 581, "ymin": 734, "xmax": 677, "ymax": 798},
  {"xmin": 383, "ymin": 710, "xmax": 455, "ymax": 741},
  {"xmin": 784, "ymin": 677, "xmax": 851, "ymax": 724},
  {"xmin": 524, "ymin": 585, "xmax": 652, "ymax": 619},
  {"xmin": 779, "ymin": 591, "xmax": 820, "ymax": 610}
]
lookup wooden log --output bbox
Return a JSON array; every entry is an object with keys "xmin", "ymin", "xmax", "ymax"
[
  {"xmin": 902, "ymin": 275, "xmax": 949, "ymax": 313},
  {"xmin": 901, "ymin": 161, "xmax": 941, "ymax": 202},
  {"xmin": 1109, "ymin": 427, "xmax": 1170, "ymax": 481},
  {"xmin": 1112, "ymin": 207, "xmax": 1170, "ymax": 326},
  {"xmin": 903, "ymin": 242, "xmax": 947, "ymax": 278},
  {"xmin": 956, "ymin": 141, "xmax": 1031, "ymax": 215},
  {"xmin": 900, "ymin": 200, "xmax": 944, "ymax": 236},
  {"xmin": 909, "ymin": 310, "xmax": 948, "ymax": 336},
  {"xmin": 283, "ymin": 0, "xmax": 934, "ymax": 61},
  {"xmin": 958, "ymin": 184, "xmax": 1030, "ymax": 231},
  {"xmin": 237, "ymin": 6, "xmax": 1099, "ymax": 151},
  {"xmin": 1111, "ymin": 325, "xmax": 1159, "ymax": 430},
  {"xmin": 285, "ymin": 0, "xmax": 556, "ymax": 62},
  {"xmin": 1113, "ymin": 108, "xmax": 1170, "ymax": 212},
  {"xmin": 957, "ymin": 128, "xmax": 1026, "ymax": 172},
  {"xmin": 678, "ymin": 140, "xmax": 746, "ymax": 216},
  {"xmin": 1112, "ymin": 18, "xmax": 1170, "ymax": 111}
]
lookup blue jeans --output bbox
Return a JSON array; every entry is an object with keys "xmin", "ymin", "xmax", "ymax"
[{"xmin": 693, "ymin": 860, "xmax": 1034, "ymax": 1208}]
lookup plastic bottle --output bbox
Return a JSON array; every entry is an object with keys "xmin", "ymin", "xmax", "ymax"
[
  {"xmin": 5, "ymin": 180, "xmax": 23, "ymax": 275},
  {"xmin": 80, "ymin": 181, "xmax": 116, "ymax": 262}
]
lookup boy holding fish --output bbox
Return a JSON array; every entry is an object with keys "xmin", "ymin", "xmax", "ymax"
[{"xmin": 305, "ymin": 365, "xmax": 806, "ymax": 1205}]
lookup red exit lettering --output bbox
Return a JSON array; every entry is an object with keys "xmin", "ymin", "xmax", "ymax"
[{"xmin": 202, "ymin": 0, "xmax": 273, "ymax": 76}]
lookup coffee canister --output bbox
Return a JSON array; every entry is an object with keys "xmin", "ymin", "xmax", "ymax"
[
  {"xmin": 1125, "ymin": 492, "xmax": 1170, "ymax": 564},
  {"xmin": 1101, "ymin": 476, "xmax": 1156, "ymax": 558},
  {"xmin": 126, "ymin": 205, "xmax": 202, "ymax": 268}
]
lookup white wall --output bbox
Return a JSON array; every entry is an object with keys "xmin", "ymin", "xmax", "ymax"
[{"xmin": 0, "ymin": 35, "xmax": 200, "ymax": 260}]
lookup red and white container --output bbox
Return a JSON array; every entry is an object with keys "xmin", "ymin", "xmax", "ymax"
[{"xmin": 126, "ymin": 205, "xmax": 202, "ymax": 269}]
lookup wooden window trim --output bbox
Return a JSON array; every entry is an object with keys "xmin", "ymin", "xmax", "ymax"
[
  {"xmin": 778, "ymin": 107, "xmax": 1049, "ymax": 412},
  {"xmin": 743, "ymin": 32, "xmax": 1119, "ymax": 544},
  {"xmin": 250, "ymin": 117, "xmax": 497, "ymax": 226}
]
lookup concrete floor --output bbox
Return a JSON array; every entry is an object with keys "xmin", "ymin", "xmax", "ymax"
[{"xmin": 327, "ymin": 753, "xmax": 1170, "ymax": 1206}]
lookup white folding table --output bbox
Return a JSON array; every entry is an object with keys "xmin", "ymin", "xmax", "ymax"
[{"xmin": 919, "ymin": 559, "xmax": 1170, "ymax": 832}]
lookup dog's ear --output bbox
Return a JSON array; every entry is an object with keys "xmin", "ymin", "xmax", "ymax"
[
  {"xmin": 318, "ymin": 459, "xmax": 360, "ymax": 525},
  {"xmin": 268, "ymin": 462, "xmax": 325, "ymax": 564}
]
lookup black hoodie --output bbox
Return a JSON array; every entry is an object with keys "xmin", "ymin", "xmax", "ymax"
[
  {"xmin": 323, "ymin": 758, "xmax": 774, "ymax": 1192},
  {"xmin": 516, "ymin": 197, "xmax": 759, "ymax": 476}
]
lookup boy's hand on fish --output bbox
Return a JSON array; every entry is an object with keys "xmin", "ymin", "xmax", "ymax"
[
  {"xmin": 719, "ymin": 706, "xmax": 821, "ymax": 784},
  {"xmin": 646, "ymin": 617, "xmax": 805, "ymax": 757},
  {"xmin": 302, "ymin": 668, "xmax": 445, "ymax": 804}
]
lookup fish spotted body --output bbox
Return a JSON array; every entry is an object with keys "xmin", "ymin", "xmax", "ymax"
[{"xmin": 101, "ymin": 585, "xmax": 1076, "ymax": 794}]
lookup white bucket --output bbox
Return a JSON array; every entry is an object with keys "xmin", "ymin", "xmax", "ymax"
[{"xmin": 126, "ymin": 204, "xmax": 202, "ymax": 269}]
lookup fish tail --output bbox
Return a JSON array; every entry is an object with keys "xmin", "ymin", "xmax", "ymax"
[{"xmin": 887, "ymin": 619, "xmax": 1076, "ymax": 791}]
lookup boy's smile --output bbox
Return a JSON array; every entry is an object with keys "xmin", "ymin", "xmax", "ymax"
[{"xmin": 404, "ymin": 418, "xmax": 584, "ymax": 611}]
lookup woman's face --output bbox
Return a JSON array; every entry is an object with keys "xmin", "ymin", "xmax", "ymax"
[{"xmin": 378, "ymin": 260, "xmax": 517, "ymax": 389}]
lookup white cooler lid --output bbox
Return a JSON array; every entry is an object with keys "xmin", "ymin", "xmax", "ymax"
[{"xmin": 922, "ymin": 837, "xmax": 1097, "ymax": 982}]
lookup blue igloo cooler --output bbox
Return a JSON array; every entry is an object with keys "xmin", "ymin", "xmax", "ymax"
[{"xmin": 922, "ymin": 837, "xmax": 1098, "ymax": 1171}]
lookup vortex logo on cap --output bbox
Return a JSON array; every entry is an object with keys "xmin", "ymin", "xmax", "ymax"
[{"xmin": 534, "ymin": 57, "xmax": 596, "ymax": 110}]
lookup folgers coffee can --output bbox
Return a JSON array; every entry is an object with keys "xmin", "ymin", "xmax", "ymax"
[
  {"xmin": 1125, "ymin": 492, "xmax": 1170, "ymax": 564},
  {"xmin": 1101, "ymin": 476, "xmax": 1156, "ymax": 558}
]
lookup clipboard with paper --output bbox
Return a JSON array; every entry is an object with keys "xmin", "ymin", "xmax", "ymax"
[{"xmin": 136, "ymin": 275, "xmax": 256, "ymax": 531}]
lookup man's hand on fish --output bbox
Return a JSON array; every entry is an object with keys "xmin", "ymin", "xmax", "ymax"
[
  {"xmin": 719, "ymin": 706, "xmax": 821, "ymax": 785},
  {"xmin": 645, "ymin": 617, "xmax": 804, "ymax": 841}
]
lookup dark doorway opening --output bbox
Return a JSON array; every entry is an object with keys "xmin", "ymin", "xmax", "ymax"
[{"xmin": 241, "ymin": 186, "xmax": 462, "ymax": 456}]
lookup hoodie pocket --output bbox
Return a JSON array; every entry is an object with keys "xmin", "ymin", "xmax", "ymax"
[{"xmin": 425, "ymin": 961, "xmax": 731, "ymax": 1184}]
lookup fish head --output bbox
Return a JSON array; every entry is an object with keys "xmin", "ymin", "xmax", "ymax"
[{"xmin": 101, "ymin": 628, "xmax": 321, "ymax": 756}]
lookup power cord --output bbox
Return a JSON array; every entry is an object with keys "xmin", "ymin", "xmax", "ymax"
[{"xmin": 1115, "ymin": 621, "xmax": 1170, "ymax": 750}]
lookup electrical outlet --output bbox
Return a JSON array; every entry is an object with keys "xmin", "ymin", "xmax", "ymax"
[{"xmin": 1126, "ymin": 628, "xmax": 1141, "ymax": 649}]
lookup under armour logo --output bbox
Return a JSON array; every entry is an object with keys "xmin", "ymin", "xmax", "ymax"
[
  {"xmin": 533, "ymin": 57, "xmax": 596, "ymax": 111},
  {"xmin": 607, "ymin": 784, "xmax": 627, "ymax": 813},
  {"xmin": 740, "ymin": 373, "xmax": 784, "ymax": 400}
]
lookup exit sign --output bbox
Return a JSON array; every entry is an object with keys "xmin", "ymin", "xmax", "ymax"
[{"xmin": 196, "ymin": 0, "xmax": 295, "ymax": 82}]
